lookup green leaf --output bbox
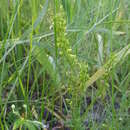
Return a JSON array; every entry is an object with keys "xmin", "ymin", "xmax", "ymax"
[
  {"xmin": 24, "ymin": 120, "xmax": 37, "ymax": 130},
  {"xmin": 13, "ymin": 118, "xmax": 37, "ymax": 130},
  {"xmin": 62, "ymin": 0, "xmax": 72, "ymax": 23},
  {"xmin": 85, "ymin": 44, "xmax": 130, "ymax": 91},
  {"xmin": 22, "ymin": 0, "xmax": 49, "ymax": 39},
  {"xmin": 33, "ymin": 45, "xmax": 59, "ymax": 86},
  {"xmin": 13, "ymin": 118, "xmax": 24, "ymax": 130}
]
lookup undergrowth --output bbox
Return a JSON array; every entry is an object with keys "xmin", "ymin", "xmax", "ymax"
[{"xmin": 0, "ymin": 0, "xmax": 130, "ymax": 130}]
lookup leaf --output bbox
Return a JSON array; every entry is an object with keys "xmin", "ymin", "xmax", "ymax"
[
  {"xmin": 24, "ymin": 120, "xmax": 37, "ymax": 130},
  {"xmin": 13, "ymin": 118, "xmax": 24, "ymax": 130},
  {"xmin": 85, "ymin": 44, "xmax": 130, "ymax": 91},
  {"xmin": 22, "ymin": 0, "xmax": 49, "ymax": 39},
  {"xmin": 33, "ymin": 45, "xmax": 59, "ymax": 85},
  {"xmin": 0, "ymin": 0, "xmax": 8, "ymax": 17},
  {"xmin": 33, "ymin": 0, "xmax": 49, "ymax": 29},
  {"xmin": 33, "ymin": 45, "xmax": 54, "ymax": 72},
  {"xmin": 62, "ymin": 0, "xmax": 72, "ymax": 23},
  {"xmin": 31, "ymin": 120, "xmax": 47, "ymax": 129},
  {"xmin": 96, "ymin": 33, "xmax": 103, "ymax": 66},
  {"xmin": 0, "ymin": 63, "xmax": 8, "ymax": 82},
  {"xmin": 13, "ymin": 118, "xmax": 37, "ymax": 130},
  {"xmin": 113, "ymin": 31, "xmax": 126, "ymax": 36}
]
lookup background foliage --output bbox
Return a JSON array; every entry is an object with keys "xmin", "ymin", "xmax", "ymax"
[{"xmin": 0, "ymin": 0, "xmax": 130, "ymax": 129}]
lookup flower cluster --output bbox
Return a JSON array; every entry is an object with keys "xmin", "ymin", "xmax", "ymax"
[
  {"xmin": 54, "ymin": 5, "xmax": 89, "ymax": 97},
  {"xmin": 54, "ymin": 6, "xmax": 77, "ymax": 66}
]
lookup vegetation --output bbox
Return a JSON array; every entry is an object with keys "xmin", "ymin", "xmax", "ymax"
[{"xmin": 0, "ymin": 0, "xmax": 130, "ymax": 129}]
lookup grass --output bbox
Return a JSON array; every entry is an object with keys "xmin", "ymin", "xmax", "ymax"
[{"xmin": 0, "ymin": 0, "xmax": 130, "ymax": 130}]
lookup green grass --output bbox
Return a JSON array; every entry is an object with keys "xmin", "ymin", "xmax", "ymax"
[{"xmin": 0, "ymin": 0, "xmax": 130, "ymax": 130}]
